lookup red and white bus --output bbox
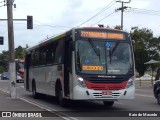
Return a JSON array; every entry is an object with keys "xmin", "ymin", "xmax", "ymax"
[
  {"xmin": 15, "ymin": 59, "xmax": 25, "ymax": 83},
  {"xmin": 24, "ymin": 27, "xmax": 135, "ymax": 107}
]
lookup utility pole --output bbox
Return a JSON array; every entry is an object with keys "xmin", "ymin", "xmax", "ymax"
[
  {"xmin": 121, "ymin": 2, "xmax": 124, "ymax": 30},
  {"xmin": 116, "ymin": 0, "xmax": 131, "ymax": 30},
  {"xmin": 7, "ymin": 0, "xmax": 17, "ymax": 98}
]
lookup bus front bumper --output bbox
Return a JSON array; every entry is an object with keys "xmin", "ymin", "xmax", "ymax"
[{"xmin": 72, "ymin": 85, "xmax": 135, "ymax": 100}]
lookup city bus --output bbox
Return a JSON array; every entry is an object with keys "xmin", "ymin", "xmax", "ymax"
[
  {"xmin": 24, "ymin": 27, "xmax": 135, "ymax": 107},
  {"xmin": 15, "ymin": 59, "xmax": 25, "ymax": 83}
]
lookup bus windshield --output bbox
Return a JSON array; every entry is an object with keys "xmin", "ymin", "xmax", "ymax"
[{"xmin": 76, "ymin": 39, "xmax": 133, "ymax": 75}]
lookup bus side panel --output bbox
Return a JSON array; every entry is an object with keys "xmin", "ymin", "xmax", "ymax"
[
  {"xmin": 24, "ymin": 69, "xmax": 27, "ymax": 90},
  {"xmin": 25, "ymin": 64, "xmax": 64, "ymax": 97},
  {"xmin": 24, "ymin": 67, "xmax": 33, "ymax": 92},
  {"xmin": 28, "ymin": 68, "xmax": 33, "ymax": 92},
  {"xmin": 45, "ymin": 65, "xmax": 64, "ymax": 96},
  {"xmin": 32, "ymin": 67, "xmax": 46, "ymax": 94},
  {"xmin": 69, "ymin": 51, "xmax": 76, "ymax": 99},
  {"xmin": 24, "ymin": 54, "xmax": 31, "ymax": 92}
]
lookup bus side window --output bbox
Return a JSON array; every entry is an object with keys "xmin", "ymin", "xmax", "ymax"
[
  {"xmin": 39, "ymin": 47, "xmax": 46, "ymax": 65},
  {"xmin": 25, "ymin": 53, "xmax": 31, "ymax": 68},
  {"xmin": 46, "ymin": 46, "xmax": 52, "ymax": 65},
  {"xmin": 46, "ymin": 43, "xmax": 56, "ymax": 65},
  {"xmin": 54, "ymin": 40, "xmax": 64, "ymax": 64},
  {"xmin": 32, "ymin": 49, "xmax": 39, "ymax": 66},
  {"xmin": 31, "ymin": 50, "xmax": 36, "ymax": 66}
]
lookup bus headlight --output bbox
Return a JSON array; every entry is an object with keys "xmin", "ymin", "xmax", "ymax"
[
  {"xmin": 126, "ymin": 77, "xmax": 134, "ymax": 89},
  {"xmin": 77, "ymin": 76, "xmax": 87, "ymax": 88}
]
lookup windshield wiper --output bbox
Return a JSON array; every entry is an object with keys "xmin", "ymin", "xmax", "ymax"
[
  {"xmin": 77, "ymin": 46, "xmax": 82, "ymax": 71},
  {"xmin": 109, "ymin": 41, "xmax": 119, "ymax": 64},
  {"xmin": 111, "ymin": 41, "xmax": 119, "ymax": 56},
  {"xmin": 88, "ymin": 38, "xmax": 100, "ymax": 57}
]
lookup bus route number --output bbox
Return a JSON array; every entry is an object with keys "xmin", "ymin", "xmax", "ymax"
[{"xmin": 82, "ymin": 65, "xmax": 104, "ymax": 71}]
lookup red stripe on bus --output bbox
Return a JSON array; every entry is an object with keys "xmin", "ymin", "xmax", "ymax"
[{"xmin": 84, "ymin": 80, "xmax": 128, "ymax": 90}]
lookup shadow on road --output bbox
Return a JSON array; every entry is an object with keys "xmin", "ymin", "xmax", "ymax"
[{"xmin": 24, "ymin": 93, "xmax": 129, "ymax": 111}]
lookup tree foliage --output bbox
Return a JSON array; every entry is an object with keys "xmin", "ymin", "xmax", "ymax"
[
  {"xmin": 0, "ymin": 45, "xmax": 28, "ymax": 73},
  {"xmin": 130, "ymin": 27, "xmax": 160, "ymax": 76},
  {"xmin": 15, "ymin": 46, "xmax": 26, "ymax": 59}
]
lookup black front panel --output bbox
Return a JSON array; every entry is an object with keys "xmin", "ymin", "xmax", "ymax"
[{"xmin": 80, "ymin": 74, "xmax": 132, "ymax": 84}]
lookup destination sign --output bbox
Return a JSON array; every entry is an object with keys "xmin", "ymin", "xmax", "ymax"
[
  {"xmin": 81, "ymin": 31, "xmax": 125, "ymax": 40},
  {"xmin": 82, "ymin": 65, "xmax": 104, "ymax": 71}
]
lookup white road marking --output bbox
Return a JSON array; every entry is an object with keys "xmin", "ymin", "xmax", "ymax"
[
  {"xmin": 0, "ymin": 88, "xmax": 78, "ymax": 120},
  {"xmin": 18, "ymin": 96, "xmax": 78, "ymax": 120},
  {"xmin": 135, "ymin": 93, "xmax": 154, "ymax": 98},
  {"xmin": 115, "ymin": 101, "xmax": 125, "ymax": 105},
  {"xmin": 0, "ymin": 88, "xmax": 10, "ymax": 94}
]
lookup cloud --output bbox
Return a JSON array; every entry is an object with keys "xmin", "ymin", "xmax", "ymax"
[
  {"xmin": 0, "ymin": 0, "xmax": 159, "ymax": 52},
  {"xmin": 129, "ymin": 0, "xmax": 151, "ymax": 8}
]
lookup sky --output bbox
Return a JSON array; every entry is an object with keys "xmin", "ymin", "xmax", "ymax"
[{"xmin": 0, "ymin": 0, "xmax": 160, "ymax": 52}]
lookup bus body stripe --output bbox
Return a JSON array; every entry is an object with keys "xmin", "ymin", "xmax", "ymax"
[{"xmin": 84, "ymin": 80, "xmax": 128, "ymax": 90}]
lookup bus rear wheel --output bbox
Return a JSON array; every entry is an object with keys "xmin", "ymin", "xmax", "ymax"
[
  {"xmin": 32, "ymin": 82, "xmax": 39, "ymax": 99},
  {"xmin": 103, "ymin": 101, "xmax": 114, "ymax": 107}
]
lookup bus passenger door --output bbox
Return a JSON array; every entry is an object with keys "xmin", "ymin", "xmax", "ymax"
[
  {"xmin": 25, "ymin": 54, "xmax": 31, "ymax": 91},
  {"xmin": 64, "ymin": 40, "xmax": 72, "ymax": 96}
]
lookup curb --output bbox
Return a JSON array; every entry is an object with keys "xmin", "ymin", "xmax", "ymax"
[{"xmin": 0, "ymin": 88, "xmax": 77, "ymax": 120}]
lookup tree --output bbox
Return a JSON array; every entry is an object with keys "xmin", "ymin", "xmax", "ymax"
[
  {"xmin": 130, "ymin": 27, "xmax": 160, "ymax": 76},
  {"xmin": 0, "ymin": 45, "xmax": 28, "ymax": 73},
  {"xmin": 0, "ymin": 66, "xmax": 6, "ymax": 73},
  {"xmin": 0, "ymin": 50, "xmax": 9, "ymax": 72},
  {"xmin": 15, "ymin": 45, "xmax": 24, "ymax": 59},
  {"xmin": 114, "ymin": 25, "xmax": 121, "ymax": 30}
]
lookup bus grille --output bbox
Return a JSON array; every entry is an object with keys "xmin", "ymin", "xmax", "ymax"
[
  {"xmin": 93, "ymin": 92, "xmax": 121, "ymax": 98},
  {"xmin": 90, "ymin": 86, "xmax": 124, "ymax": 90},
  {"xmin": 86, "ymin": 77, "xmax": 128, "ymax": 84}
]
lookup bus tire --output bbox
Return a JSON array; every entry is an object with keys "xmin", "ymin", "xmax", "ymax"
[
  {"xmin": 56, "ymin": 83, "xmax": 67, "ymax": 107},
  {"xmin": 103, "ymin": 101, "xmax": 114, "ymax": 107},
  {"xmin": 157, "ymin": 91, "xmax": 160, "ymax": 105},
  {"xmin": 32, "ymin": 81, "xmax": 39, "ymax": 99}
]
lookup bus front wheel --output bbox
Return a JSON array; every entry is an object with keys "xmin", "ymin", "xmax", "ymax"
[
  {"xmin": 157, "ymin": 91, "xmax": 160, "ymax": 105},
  {"xmin": 56, "ymin": 84, "xmax": 67, "ymax": 107},
  {"xmin": 103, "ymin": 101, "xmax": 114, "ymax": 107}
]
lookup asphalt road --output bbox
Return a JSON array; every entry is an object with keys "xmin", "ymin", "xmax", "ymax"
[{"xmin": 0, "ymin": 80, "xmax": 159, "ymax": 120}]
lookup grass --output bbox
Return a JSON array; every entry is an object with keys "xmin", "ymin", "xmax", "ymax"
[
  {"xmin": 135, "ymin": 80, "xmax": 154, "ymax": 88},
  {"xmin": 136, "ymin": 72, "xmax": 157, "ymax": 78}
]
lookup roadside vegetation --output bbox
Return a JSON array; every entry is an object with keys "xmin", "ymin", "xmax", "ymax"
[
  {"xmin": 0, "ymin": 45, "xmax": 28, "ymax": 73},
  {"xmin": 1, "ymin": 26, "xmax": 160, "ymax": 76}
]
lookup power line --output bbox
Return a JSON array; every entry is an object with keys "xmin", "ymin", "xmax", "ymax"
[
  {"xmin": 91, "ymin": 11, "xmax": 115, "ymax": 26},
  {"xmin": 131, "ymin": 8, "xmax": 160, "ymax": 13},
  {"xmin": 34, "ymin": 20, "xmax": 72, "ymax": 29},
  {"xmin": 0, "ymin": 0, "xmax": 5, "ymax": 3},
  {"xmin": 130, "ymin": 11, "xmax": 160, "ymax": 16},
  {"xmin": 0, "ymin": 4, "xmax": 5, "ymax": 7},
  {"xmin": 0, "ymin": 0, "xmax": 5, "ymax": 7},
  {"xmin": 76, "ymin": 0, "xmax": 116, "ymax": 27},
  {"xmin": 0, "ymin": 19, "xmax": 72, "ymax": 30},
  {"xmin": 129, "ymin": 8, "xmax": 160, "ymax": 16}
]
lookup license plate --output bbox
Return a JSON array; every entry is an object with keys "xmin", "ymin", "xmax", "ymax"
[{"xmin": 102, "ymin": 91, "xmax": 112, "ymax": 96}]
